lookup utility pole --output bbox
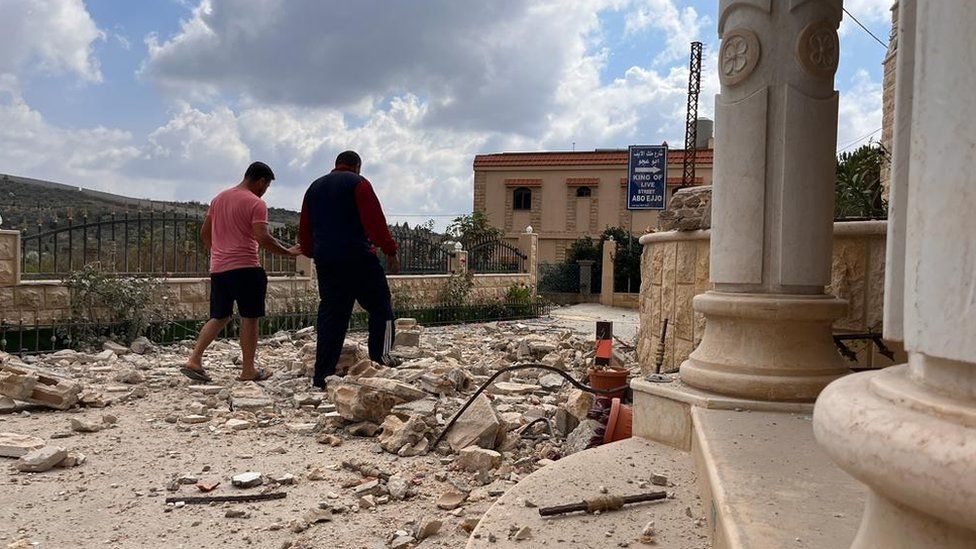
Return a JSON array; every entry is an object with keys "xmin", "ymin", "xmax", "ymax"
[{"xmin": 681, "ymin": 41, "xmax": 703, "ymax": 190}]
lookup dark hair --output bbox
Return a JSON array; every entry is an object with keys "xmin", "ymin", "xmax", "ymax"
[
  {"xmin": 335, "ymin": 150, "xmax": 362, "ymax": 168},
  {"xmin": 244, "ymin": 161, "xmax": 275, "ymax": 182}
]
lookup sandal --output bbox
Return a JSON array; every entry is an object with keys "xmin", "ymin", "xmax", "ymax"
[
  {"xmin": 239, "ymin": 367, "xmax": 273, "ymax": 382},
  {"xmin": 181, "ymin": 366, "xmax": 213, "ymax": 383}
]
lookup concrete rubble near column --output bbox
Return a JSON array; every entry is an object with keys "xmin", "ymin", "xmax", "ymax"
[{"xmin": 0, "ymin": 309, "xmax": 710, "ymax": 547}]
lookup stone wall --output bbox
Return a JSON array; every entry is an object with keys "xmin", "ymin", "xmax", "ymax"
[
  {"xmin": 1, "ymin": 229, "xmax": 538, "ymax": 325},
  {"xmin": 637, "ymin": 221, "xmax": 899, "ymax": 373}
]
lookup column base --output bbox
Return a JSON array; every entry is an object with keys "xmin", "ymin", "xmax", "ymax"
[
  {"xmin": 814, "ymin": 365, "xmax": 976, "ymax": 548},
  {"xmin": 679, "ymin": 291, "xmax": 850, "ymax": 402}
]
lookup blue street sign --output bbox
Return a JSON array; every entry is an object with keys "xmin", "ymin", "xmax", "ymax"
[{"xmin": 626, "ymin": 145, "xmax": 668, "ymax": 210}]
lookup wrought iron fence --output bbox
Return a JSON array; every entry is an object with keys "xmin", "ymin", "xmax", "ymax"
[
  {"xmin": 19, "ymin": 211, "xmax": 298, "ymax": 279},
  {"xmin": 0, "ymin": 301, "xmax": 551, "ymax": 356},
  {"xmin": 464, "ymin": 237, "xmax": 526, "ymax": 273},
  {"xmin": 379, "ymin": 227, "xmax": 452, "ymax": 274}
]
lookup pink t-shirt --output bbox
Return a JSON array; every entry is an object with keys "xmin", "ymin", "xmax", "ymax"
[{"xmin": 207, "ymin": 187, "xmax": 269, "ymax": 274}]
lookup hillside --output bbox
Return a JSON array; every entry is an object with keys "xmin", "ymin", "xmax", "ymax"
[{"xmin": 0, "ymin": 174, "xmax": 300, "ymax": 230}]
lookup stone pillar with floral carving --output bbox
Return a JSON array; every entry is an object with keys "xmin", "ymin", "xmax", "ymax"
[
  {"xmin": 680, "ymin": 0, "xmax": 850, "ymax": 401},
  {"xmin": 815, "ymin": 2, "xmax": 976, "ymax": 546}
]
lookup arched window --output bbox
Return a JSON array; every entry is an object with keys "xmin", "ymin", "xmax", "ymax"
[
  {"xmin": 513, "ymin": 187, "xmax": 532, "ymax": 210},
  {"xmin": 575, "ymin": 186, "xmax": 592, "ymax": 197}
]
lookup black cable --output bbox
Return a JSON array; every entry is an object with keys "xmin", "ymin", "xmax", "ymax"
[
  {"xmin": 431, "ymin": 363, "xmax": 630, "ymax": 450},
  {"xmin": 843, "ymin": 7, "xmax": 888, "ymax": 49}
]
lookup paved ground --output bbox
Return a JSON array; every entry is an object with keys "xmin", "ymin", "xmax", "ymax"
[{"xmin": 538, "ymin": 303, "xmax": 640, "ymax": 344}]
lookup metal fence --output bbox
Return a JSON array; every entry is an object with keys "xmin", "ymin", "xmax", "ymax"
[
  {"xmin": 19, "ymin": 211, "xmax": 298, "ymax": 279},
  {"xmin": 465, "ymin": 237, "xmax": 527, "ymax": 274},
  {"xmin": 0, "ymin": 301, "xmax": 551, "ymax": 356},
  {"xmin": 380, "ymin": 227, "xmax": 452, "ymax": 275}
]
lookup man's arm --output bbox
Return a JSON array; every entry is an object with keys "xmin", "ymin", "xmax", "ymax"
[
  {"xmin": 354, "ymin": 179, "xmax": 399, "ymax": 274},
  {"xmin": 252, "ymin": 222, "xmax": 298, "ymax": 256},
  {"xmin": 298, "ymin": 192, "xmax": 313, "ymax": 257},
  {"xmin": 200, "ymin": 215, "xmax": 213, "ymax": 251}
]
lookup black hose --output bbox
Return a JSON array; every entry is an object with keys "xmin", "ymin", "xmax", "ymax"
[{"xmin": 430, "ymin": 363, "xmax": 630, "ymax": 450}]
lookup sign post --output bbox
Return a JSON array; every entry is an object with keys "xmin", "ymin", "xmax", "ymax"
[{"xmin": 626, "ymin": 145, "xmax": 669, "ymax": 211}]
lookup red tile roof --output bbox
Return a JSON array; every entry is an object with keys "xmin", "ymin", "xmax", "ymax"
[
  {"xmin": 566, "ymin": 177, "xmax": 600, "ymax": 186},
  {"xmin": 474, "ymin": 149, "xmax": 713, "ymax": 168}
]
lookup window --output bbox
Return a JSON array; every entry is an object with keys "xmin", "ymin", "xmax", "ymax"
[
  {"xmin": 514, "ymin": 187, "xmax": 532, "ymax": 210},
  {"xmin": 575, "ymin": 186, "xmax": 592, "ymax": 197}
]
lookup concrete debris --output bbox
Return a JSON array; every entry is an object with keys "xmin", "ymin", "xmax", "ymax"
[
  {"xmin": 563, "ymin": 419, "xmax": 602, "ymax": 456},
  {"xmin": 436, "ymin": 490, "xmax": 466, "ymax": 511},
  {"xmin": 0, "ymin": 313, "xmax": 653, "ymax": 547},
  {"xmin": 70, "ymin": 417, "xmax": 104, "ymax": 433},
  {"xmin": 231, "ymin": 472, "xmax": 263, "ymax": 488},
  {"xmin": 0, "ymin": 432, "xmax": 46, "ymax": 458},
  {"xmin": 0, "ymin": 362, "xmax": 81, "ymax": 410},
  {"xmin": 445, "ymin": 394, "xmax": 503, "ymax": 452},
  {"xmin": 511, "ymin": 525, "xmax": 533, "ymax": 541},
  {"xmin": 328, "ymin": 377, "xmax": 426, "ymax": 423},
  {"xmin": 16, "ymin": 446, "xmax": 67, "ymax": 473},
  {"xmin": 457, "ymin": 447, "xmax": 502, "ymax": 474},
  {"xmin": 102, "ymin": 341, "xmax": 130, "ymax": 355},
  {"xmin": 651, "ymin": 473, "xmax": 668, "ymax": 487},
  {"xmin": 416, "ymin": 517, "xmax": 443, "ymax": 540}
]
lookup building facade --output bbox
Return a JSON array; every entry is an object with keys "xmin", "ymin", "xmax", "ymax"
[{"xmin": 472, "ymin": 149, "xmax": 714, "ymax": 264}]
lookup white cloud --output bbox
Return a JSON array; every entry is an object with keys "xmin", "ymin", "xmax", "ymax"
[
  {"xmin": 840, "ymin": 0, "xmax": 895, "ymax": 38},
  {"xmin": 0, "ymin": 0, "xmax": 104, "ymax": 83},
  {"xmin": 624, "ymin": 0, "xmax": 708, "ymax": 65},
  {"xmin": 836, "ymin": 69, "xmax": 883, "ymax": 152}
]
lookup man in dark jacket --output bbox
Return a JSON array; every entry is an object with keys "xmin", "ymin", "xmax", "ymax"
[{"xmin": 298, "ymin": 150, "xmax": 400, "ymax": 390}]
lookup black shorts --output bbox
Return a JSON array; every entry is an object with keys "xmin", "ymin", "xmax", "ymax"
[{"xmin": 210, "ymin": 267, "xmax": 268, "ymax": 319}]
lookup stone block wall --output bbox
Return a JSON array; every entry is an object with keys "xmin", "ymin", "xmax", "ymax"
[
  {"xmin": 637, "ymin": 221, "xmax": 896, "ymax": 373},
  {"xmin": 388, "ymin": 274, "xmax": 533, "ymax": 308},
  {"xmin": 0, "ymin": 231, "xmax": 20, "ymax": 288}
]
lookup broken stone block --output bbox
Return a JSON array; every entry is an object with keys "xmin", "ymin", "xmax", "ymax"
[
  {"xmin": 70, "ymin": 417, "xmax": 104, "ymax": 433},
  {"xmin": 554, "ymin": 408, "xmax": 579, "ymax": 437},
  {"xmin": 457, "ymin": 447, "xmax": 502, "ymax": 474},
  {"xmin": 102, "ymin": 341, "xmax": 130, "ymax": 355},
  {"xmin": 57, "ymin": 451, "xmax": 86, "ymax": 468},
  {"xmin": 114, "ymin": 370, "xmax": 146, "ymax": 385},
  {"xmin": 539, "ymin": 373, "xmax": 564, "ymax": 390},
  {"xmin": 563, "ymin": 419, "xmax": 601, "ymax": 456},
  {"xmin": 225, "ymin": 419, "xmax": 253, "ymax": 431},
  {"xmin": 0, "ymin": 395, "xmax": 18, "ymax": 413},
  {"xmin": 391, "ymin": 398, "xmax": 437, "ymax": 419},
  {"xmin": 354, "ymin": 479, "xmax": 382, "ymax": 496},
  {"xmin": 490, "ymin": 381, "xmax": 539, "ymax": 396},
  {"xmin": 445, "ymin": 394, "xmax": 503, "ymax": 452},
  {"xmin": 416, "ymin": 517, "xmax": 443, "ymax": 540},
  {"xmin": 564, "ymin": 389, "xmax": 595, "ymax": 422},
  {"xmin": 379, "ymin": 414, "xmax": 428, "ymax": 454},
  {"xmin": 346, "ymin": 421, "xmax": 381, "ymax": 437},
  {"xmin": 293, "ymin": 393, "xmax": 323, "ymax": 407},
  {"xmin": 390, "ymin": 535, "xmax": 416, "ymax": 549},
  {"xmin": 16, "ymin": 446, "xmax": 67, "ymax": 473},
  {"xmin": 327, "ymin": 376, "xmax": 426, "ymax": 423},
  {"xmin": 0, "ymin": 363, "xmax": 81, "ymax": 410},
  {"xmin": 386, "ymin": 473, "xmax": 410, "ymax": 500},
  {"xmin": 394, "ymin": 327, "xmax": 422, "ymax": 349},
  {"xmin": 651, "ymin": 473, "xmax": 668, "ymax": 486},
  {"xmin": 0, "ymin": 432, "xmax": 45, "ymax": 458},
  {"xmin": 336, "ymin": 340, "xmax": 367, "ymax": 376},
  {"xmin": 129, "ymin": 337, "xmax": 152, "ymax": 355},
  {"xmin": 512, "ymin": 525, "xmax": 533, "ymax": 541},
  {"xmin": 436, "ymin": 490, "xmax": 466, "ymax": 510},
  {"xmin": 231, "ymin": 472, "xmax": 263, "ymax": 488},
  {"xmin": 181, "ymin": 415, "xmax": 209, "ymax": 424}
]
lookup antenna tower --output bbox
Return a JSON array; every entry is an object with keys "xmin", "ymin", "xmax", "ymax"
[{"xmin": 681, "ymin": 41, "xmax": 703, "ymax": 189}]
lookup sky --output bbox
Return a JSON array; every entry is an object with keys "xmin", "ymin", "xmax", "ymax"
[{"xmin": 0, "ymin": 0, "xmax": 894, "ymax": 227}]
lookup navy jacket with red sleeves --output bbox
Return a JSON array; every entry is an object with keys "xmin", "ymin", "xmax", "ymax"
[{"xmin": 298, "ymin": 166, "xmax": 397, "ymax": 261}]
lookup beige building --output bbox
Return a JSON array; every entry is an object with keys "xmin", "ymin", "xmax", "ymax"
[{"xmin": 472, "ymin": 149, "xmax": 714, "ymax": 263}]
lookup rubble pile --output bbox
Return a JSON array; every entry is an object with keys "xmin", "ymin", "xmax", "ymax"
[{"xmin": 0, "ymin": 318, "xmax": 646, "ymax": 547}]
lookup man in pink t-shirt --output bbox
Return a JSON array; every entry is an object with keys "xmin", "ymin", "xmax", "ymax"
[{"xmin": 182, "ymin": 162, "xmax": 299, "ymax": 383}]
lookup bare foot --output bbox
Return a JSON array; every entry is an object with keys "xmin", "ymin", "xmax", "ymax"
[{"xmin": 238, "ymin": 367, "xmax": 272, "ymax": 382}]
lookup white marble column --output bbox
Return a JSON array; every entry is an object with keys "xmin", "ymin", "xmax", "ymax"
[
  {"xmin": 814, "ymin": 1, "xmax": 976, "ymax": 546},
  {"xmin": 680, "ymin": 0, "xmax": 850, "ymax": 401}
]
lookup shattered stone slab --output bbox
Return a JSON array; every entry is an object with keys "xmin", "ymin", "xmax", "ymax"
[
  {"xmin": 16, "ymin": 446, "xmax": 67, "ymax": 473},
  {"xmin": 0, "ymin": 362, "xmax": 81, "ymax": 410},
  {"xmin": 0, "ymin": 432, "xmax": 46, "ymax": 458}
]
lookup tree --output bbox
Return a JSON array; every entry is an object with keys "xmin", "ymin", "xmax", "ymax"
[
  {"xmin": 835, "ymin": 144, "xmax": 888, "ymax": 220},
  {"xmin": 446, "ymin": 212, "xmax": 502, "ymax": 244}
]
